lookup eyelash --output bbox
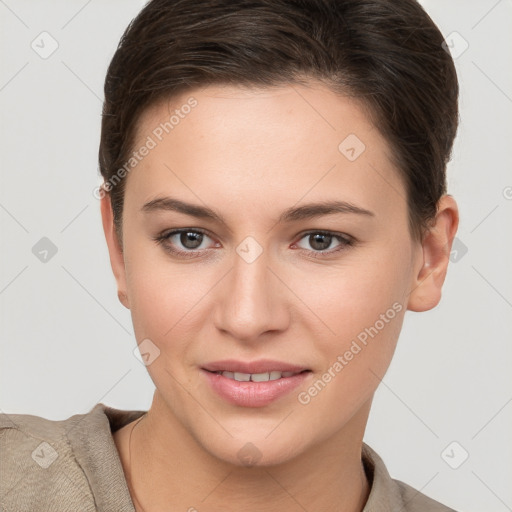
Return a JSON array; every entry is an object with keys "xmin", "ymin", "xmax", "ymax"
[{"xmin": 153, "ymin": 228, "xmax": 356, "ymax": 260}]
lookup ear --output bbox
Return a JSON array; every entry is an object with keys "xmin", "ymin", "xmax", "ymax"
[
  {"xmin": 407, "ymin": 195, "xmax": 459, "ymax": 312},
  {"xmin": 100, "ymin": 191, "xmax": 130, "ymax": 309}
]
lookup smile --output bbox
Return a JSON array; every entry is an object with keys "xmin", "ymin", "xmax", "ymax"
[
  {"xmin": 202, "ymin": 366, "xmax": 312, "ymax": 407},
  {"xmin": 210, "ymin": 370, "xmax": 303, "ymax": 382}
]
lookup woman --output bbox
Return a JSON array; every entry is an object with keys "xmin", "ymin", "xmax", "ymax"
[{"xmin": 0, "ymin": 0, "xmax": 460, "ymax": 510}]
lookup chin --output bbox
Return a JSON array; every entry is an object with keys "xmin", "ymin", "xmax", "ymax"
[{"xmin": 204, "ymin": 435, "xmax": 304, "ymax": 468}]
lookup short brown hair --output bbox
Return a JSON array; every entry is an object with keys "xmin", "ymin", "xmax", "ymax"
[{"xmin": 99, "ymin": 0, "xmax": 459, "ymax": 245}]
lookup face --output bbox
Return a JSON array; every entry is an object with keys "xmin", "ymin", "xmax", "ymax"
[{"xmin": 102, "ymin": 82, "xmax": 445, "ymax": 467}]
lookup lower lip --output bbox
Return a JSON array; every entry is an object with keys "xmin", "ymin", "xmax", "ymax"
[{"xmin": 201, "ymin": 369, "xmax": 311, "ymax": 407}]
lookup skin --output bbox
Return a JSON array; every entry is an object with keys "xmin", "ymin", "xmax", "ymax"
[{"xmin": 102, "ymin": 82, "xmax": 458, "ymax": 512}]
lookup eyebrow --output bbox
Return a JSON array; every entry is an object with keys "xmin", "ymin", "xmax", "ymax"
[{"xmin": 141, "ymin": 196, "xmax": 375, "ymax": 225}]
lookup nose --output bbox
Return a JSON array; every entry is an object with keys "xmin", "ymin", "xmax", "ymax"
[{"xmin": 213, "ymin": 241, "xmax": 290, "ymax": 343}]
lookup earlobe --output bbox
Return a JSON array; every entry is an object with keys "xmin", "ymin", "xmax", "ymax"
[
  {"xmin": 100, "ymin": 191, "xmax": 131, "ymax": 310},
  {"xmin": 407, "ymin": 195, "xmax": 459, "ymax": 312},
  {"xmin": 118, "ymin": 290, "xmax": 130, "ymax": 309}
]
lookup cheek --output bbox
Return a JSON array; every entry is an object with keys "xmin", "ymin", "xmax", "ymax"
[
  {"xmin": 293, "ymin": 281, "xmax": 406, "ymax": 429},
  {"xmin": 295, "ymin": 246, "xmax": 409, "ymax": 341},
  {"xmin": 291, "ymin": 247, "xmax": 409, "ymax": 395},
  {"xmin": 123, "ymin": 244, "xmax": 202, "ymax": 345}
]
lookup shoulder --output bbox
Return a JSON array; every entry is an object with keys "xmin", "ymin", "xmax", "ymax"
[
  {"xmin": 393, "ymin": 479, "xmax": 458, "ymax": 512},
  {"xmin": 0, "ymin": 403, "xmax": 144, "ymax": 511},
  {"xmin": 0, "ymin": 406, "xmax": 99, "ymax": 511},
  {"xmin": 362, "ymin": 443, "xmax": 459, "ymax": 512}
]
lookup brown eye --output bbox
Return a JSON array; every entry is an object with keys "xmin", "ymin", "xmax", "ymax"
[
  {"xmin": 294, "ymin": 231, "xmax": 355, "ymax": 257},
  {"xmin": 308, "ymin": 233, "xmax": 333, "ymax": 251},
  {"xmin": 155, "ymin": 228, "xmax": 217, "ymax": 258},
  {"xmin": 178, "ymin": 231, "xmax": 204, "ymax": 249}
]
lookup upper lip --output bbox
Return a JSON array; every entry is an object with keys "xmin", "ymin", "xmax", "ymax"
[{"xmin": 202, "ymin": 359, "xmax": 309, "ymax": 374}]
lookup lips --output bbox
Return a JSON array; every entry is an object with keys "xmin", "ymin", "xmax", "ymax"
[
  {"xmin": 211, "ymin": 370, "xmax": 301, "ymax": 382},
  {"xmin": 201, "ymin": 359, "xmax": 312, "ymax": 407}
]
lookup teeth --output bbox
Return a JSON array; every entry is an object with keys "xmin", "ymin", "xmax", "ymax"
[
  {"xmin": 218, "ymin": 370, "xmax": 300, "ymax": 381},
  {"xmin": 233, "ymin": 372, "xmax": 251, "ymax": 382},
  {"xmin": 250, "ymin": 372, "xmax": 270, "ymax": 382}
]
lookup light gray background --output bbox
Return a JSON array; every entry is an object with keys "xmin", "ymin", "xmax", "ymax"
[{"xmin": 1, "ymin": 1, "xmax": 511, "ymax": 510}]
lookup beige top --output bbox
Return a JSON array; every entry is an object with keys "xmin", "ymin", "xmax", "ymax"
[{"xmin": 0, "ymin": 403, "xmax": 456, "ymax": 511}]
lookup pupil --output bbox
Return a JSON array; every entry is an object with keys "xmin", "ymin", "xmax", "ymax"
[
  {"xmin": 181, "ymin": 231, "xmax": 202, "ymax": 249},
  {"xmin": 311, "ymin": 233, "xmax": 331, "ymax": 251}
]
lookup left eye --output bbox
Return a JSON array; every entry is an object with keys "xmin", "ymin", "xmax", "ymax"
[{"xmin": 294, "ymin": 231, "xmax": 352, "ymax": 253}]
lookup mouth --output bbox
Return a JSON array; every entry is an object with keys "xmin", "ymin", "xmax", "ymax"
[
  {"xmin": 201, "ymin": 360, "xmax": 312, "ymax": 407},
  {"xmin": 202, "ymin": 359, "xmax": 310, "ymax": 375},
  {"xmin": 204, "ymin": 369, "xmax": 310, "ymax": 382}
]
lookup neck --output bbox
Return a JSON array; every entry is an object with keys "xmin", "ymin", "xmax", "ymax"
[{"xmin": 126, "ymin": 392, "xmax": 371, "ymax": 512}]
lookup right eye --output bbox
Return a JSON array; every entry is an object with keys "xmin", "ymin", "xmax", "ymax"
[{"xmin": 154, "ymin": 228, "xmax": 219, "ymax": 258}]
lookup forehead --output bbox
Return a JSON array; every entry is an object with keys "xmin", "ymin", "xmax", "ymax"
[
  {"xmin": 125, "ymin": 82, "xmax": 407, "ymax": 225},
  {"xmin": 136, "ymin": 82, "xmax": 377, "ymax": 153}
]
